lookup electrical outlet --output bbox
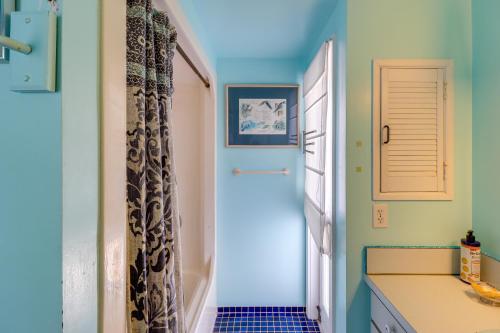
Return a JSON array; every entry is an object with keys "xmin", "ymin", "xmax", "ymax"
[{"xmin": 372, "ymin": 203, "xmax": 388, "ymax": 228}]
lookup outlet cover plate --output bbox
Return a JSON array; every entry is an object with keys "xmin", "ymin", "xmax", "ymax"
[
  {"xmin": 372, "ymin": 203, "xmax": 388, "ymax": 228},
  {"xmin": 10, "ymin": 11, "xmax": 57, "ymax": 92}
]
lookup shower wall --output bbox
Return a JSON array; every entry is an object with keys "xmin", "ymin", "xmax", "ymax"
[{"xmin": 172, "ymin": 54, "xmax": 205, "ymax": 276}]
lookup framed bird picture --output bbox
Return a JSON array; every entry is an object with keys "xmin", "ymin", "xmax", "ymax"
[{"xmin": 226, "ymin": 84, "xmax": 300, "ymax": 147}]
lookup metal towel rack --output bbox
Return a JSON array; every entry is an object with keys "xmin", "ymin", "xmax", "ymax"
[{"xmin": 232, "ymin": 168, "xmax": 290, "ymax": 176}]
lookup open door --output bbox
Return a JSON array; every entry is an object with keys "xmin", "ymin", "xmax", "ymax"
[{"xmin": 304, "ymin": 40, "xmax": 334, "ymax": 333}]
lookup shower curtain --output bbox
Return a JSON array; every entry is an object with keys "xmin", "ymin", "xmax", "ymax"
[{"xmin": 126, "ymin": 1, "xmax": 185, "ymax": 332}]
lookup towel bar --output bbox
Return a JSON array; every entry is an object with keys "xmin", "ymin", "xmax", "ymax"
[
  {"xmin": 0, "ymin": 35, "xmax": 32, "ymax": 54},
  {"xmin": 232, "ymin": 168, "xmax": 290, "ymax": 176}
]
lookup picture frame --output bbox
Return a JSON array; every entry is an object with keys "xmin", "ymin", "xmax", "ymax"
[
  {"xmin": 226, "ymin": 84, "xmax": 300, "ymax": 148},
  {"xmin": 0, "ymin": 0, "xmax": 15, "ymax": 63}
]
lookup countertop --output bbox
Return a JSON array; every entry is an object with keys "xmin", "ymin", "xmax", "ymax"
[{"xmin": 365, "ymin": 274, "xmax": 500, "ymax": 333}]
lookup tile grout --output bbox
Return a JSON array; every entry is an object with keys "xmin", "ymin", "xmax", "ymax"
[{"xmin": 213, "ymin": 307, "xmax": 320, "ymax": 333}]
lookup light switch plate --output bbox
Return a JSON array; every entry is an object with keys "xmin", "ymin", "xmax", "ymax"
[
  {"xmin": 10, "ymin": 11, "xmax": 57, "ymax": 92},
  {"xmin": 372, "ymin": 203, "xmax": 388, "ymax": 228}
]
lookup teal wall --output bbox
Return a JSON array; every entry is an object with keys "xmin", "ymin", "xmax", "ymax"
[
  {"xmin": 0, "ymin": 1, "xmax": 62, "ymax": 332},
  {"xmin": 346, "ymin": 1, "xmax": 473, "ymax": 332},
  {"xmin": 216, "ymin": 58, "xmax": 306, "ymax": 306},
  {"xmin": 0, "ymin": 0, "xmax": 100, "ymax": 332},
  {"xmin": 177, "ymin": 0, "xmax": 216, "ymax": 68},
  {"xmin": 472, "ymin": 0, "xmax": 500, "ymax": 260}
]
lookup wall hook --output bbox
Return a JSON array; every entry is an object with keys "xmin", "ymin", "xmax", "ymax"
[{"xmin": 0, "ymin": 35, "xmax": 32, "ymax": 55}]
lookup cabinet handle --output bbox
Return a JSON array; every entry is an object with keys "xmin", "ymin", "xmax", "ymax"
[
  {"xmin": 383, "ymin": 125, "xmax": 390, "ymax": 144},
  {"xmin": 384, "ymin": 324, "xmax": 397, "ymax": 333}
]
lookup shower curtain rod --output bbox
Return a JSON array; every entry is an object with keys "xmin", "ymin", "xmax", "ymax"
[{"xmin": 176, "ymin": 44, "xmax": 211, "ymax": 88}]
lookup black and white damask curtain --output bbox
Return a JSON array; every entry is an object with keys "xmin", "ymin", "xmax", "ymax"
[{"xmin": 126, "ymin": 1, "xmax": 185, "ymax": 332}]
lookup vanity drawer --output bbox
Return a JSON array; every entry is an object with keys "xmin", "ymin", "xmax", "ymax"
[
  {"xmin": 371, "ymin": 292, "xmax": 407, "ymax": 333},
  {"xmin": 371, "ymin": 320, "xmax": 381, "ymax": 333}
]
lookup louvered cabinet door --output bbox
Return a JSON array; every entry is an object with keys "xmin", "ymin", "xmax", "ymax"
[{"xmin": 380, "ymin": 67, "xmax": 445, "ymax": 193}]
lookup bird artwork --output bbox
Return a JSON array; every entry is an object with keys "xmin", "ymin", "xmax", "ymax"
[
  {"xmin": 259, "ymin": 100, "xmax": 273, "ymax": 110},
  {"xmin": 274, "ymin": 101, "xmax": 286, "ymax": 117},
  {"xmin": 240, "ymin": 103, "xmax": 253, "ymax": 118},
  {"xmin": 238, "ymin": 98, "xmax": 287, "ymax": 135},
  {"xmin": 228, "ymin": 86, "xmax": 298, "ymax": 145}
]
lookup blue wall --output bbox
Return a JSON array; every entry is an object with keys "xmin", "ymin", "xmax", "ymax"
[
  {"xmin": 217, "ymin": 58, "xmax": 306, "ymax": 306},
  {"xmin": 0, "ymin": 1, "xmax": 61, "ymax": 332},
  {"xmin": 177, "ymin": 0, "xmax": 216, "ymax": 68},
  {"xmin": 472, "ymin": 0, "xmax": 500, "ymax": 260}
]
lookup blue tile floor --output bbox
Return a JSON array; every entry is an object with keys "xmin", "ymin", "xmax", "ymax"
[{"xmin": 213, "ymin": 307, "xmax": 321, "ymax": 332}]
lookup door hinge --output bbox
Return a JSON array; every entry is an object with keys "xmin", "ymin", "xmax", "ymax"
[
  {"xmin": 443, "ymin": 81, "xmax": 448, "ymax": 101},
  {"xmin": 316, "ymin": 305, "xmax": 322, "ymax": 323},
  {"xmin": 443, "ymin": 161, "xmax": 447, "ymax": 180}
]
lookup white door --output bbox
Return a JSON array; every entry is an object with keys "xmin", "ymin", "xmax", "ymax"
[{"xmin": 304, "ymin": 40, "xmax": 334, "ymax": 333}]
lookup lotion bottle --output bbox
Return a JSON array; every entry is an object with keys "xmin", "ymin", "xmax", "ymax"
[{"xmin": 460, "ymin": 230, "xmax": 481, "ymax": 284}]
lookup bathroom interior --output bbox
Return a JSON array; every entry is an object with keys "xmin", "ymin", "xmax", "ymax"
[{"xmin": 0, "ymin": 0, "xmax": 499, "ymax": 332}]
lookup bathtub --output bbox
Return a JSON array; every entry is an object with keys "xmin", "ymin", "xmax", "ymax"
[
  {"xmin": 160, "ymin": 1, "xmax": 218, "ymax": 332},
  {"xmin": 183, "ymin": 259, "xmax": 216, "ymax": 333}
]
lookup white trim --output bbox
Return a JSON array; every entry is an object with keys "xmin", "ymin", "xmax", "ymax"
[
  {"xmin": 62, "ymin": 1, "xmax": 100, "ymax": 333},
  {"xmin": 306, "ymin": 228, "xmax": 320, "ymax": 320},
  {"xmin": 372, "ymin": 59, "xmax": 455, "ymax": 201},
  {"xmin": 101, "ymin": 0, "xmax": 127, "ymax": 332},
  {"xmin": 319, "ymin": 40, "xmax": 335, "ymax": 333}
]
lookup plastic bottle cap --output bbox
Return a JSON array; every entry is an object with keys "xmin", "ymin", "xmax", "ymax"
[{"xmin": 466, "ymin": 230, "xmax": 476, "ymax": 243}]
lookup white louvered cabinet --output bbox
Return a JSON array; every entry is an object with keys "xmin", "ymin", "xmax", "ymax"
[{"xmin": 373, "ymin": 60, "xmax": 454, "ymax": 200}]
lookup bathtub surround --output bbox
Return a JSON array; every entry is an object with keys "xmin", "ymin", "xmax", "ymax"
[
  {"xmin": 126, "ymin": 2, "xmax": 185, "ymax": 331},
  {"xmin": 171, "ymin": 40, "xmax": 217, "ymax": 332},
  {"xmin": 472, "ymin": 0, "xmax": 500, "ymax": 260}
]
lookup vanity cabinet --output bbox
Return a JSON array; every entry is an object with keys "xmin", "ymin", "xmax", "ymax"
[
  {"xmin": 365, "ymin": 248, "xmax": 500, "ymax": 333},
  {"xmin": 371, "ymin": 292, "xmax": 407, "ymax": 333}
]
